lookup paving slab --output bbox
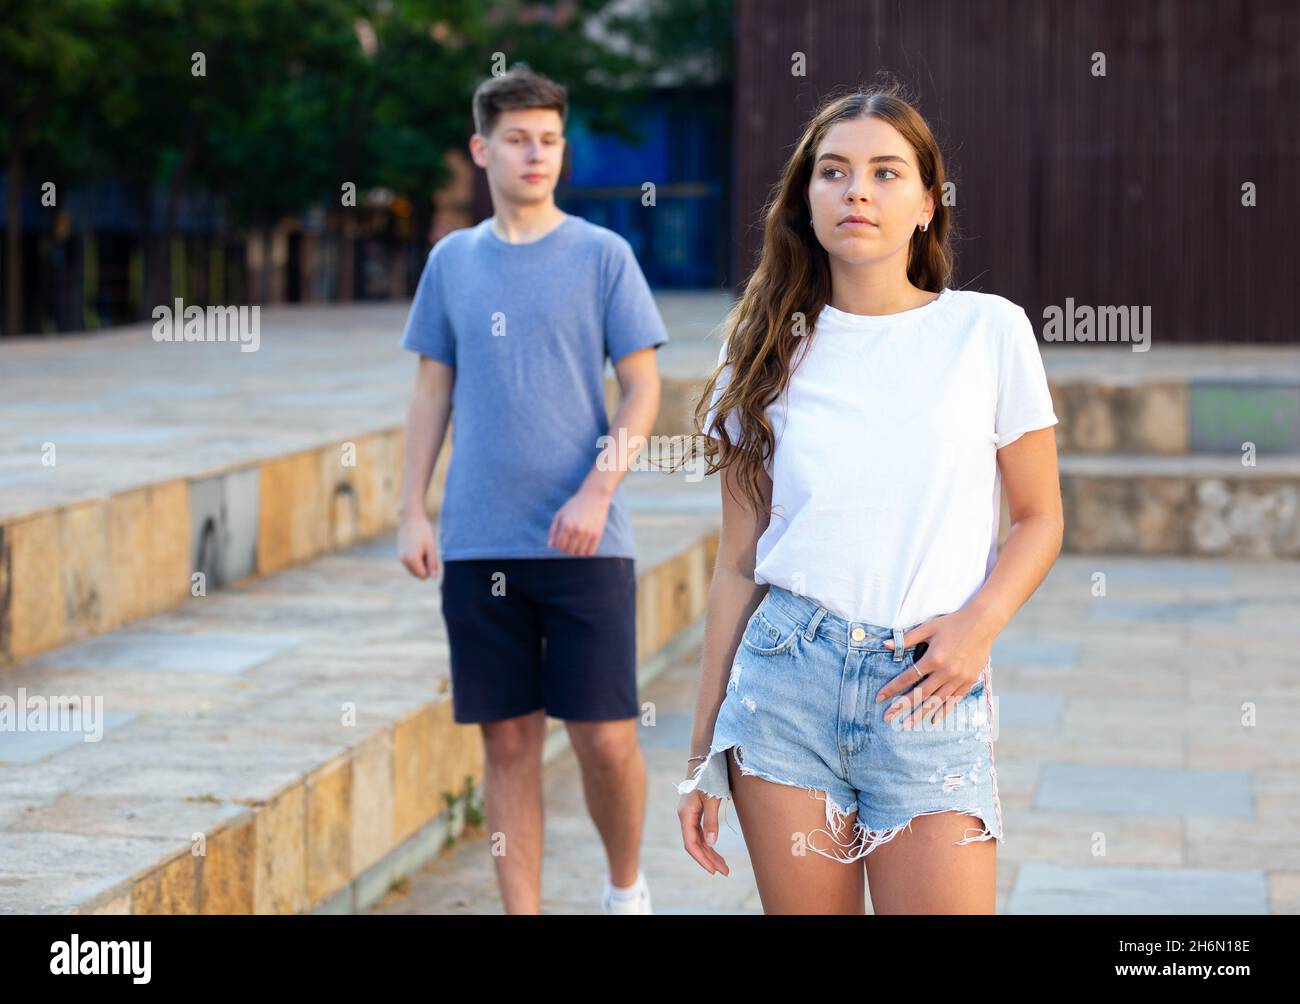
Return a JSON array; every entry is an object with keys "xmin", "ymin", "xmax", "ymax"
[
  {"xmin": 0, "ymin": 465, "xmax": 720, "ymax": 913},
  {"xmin": 370, "ymin": 552, "xmax": 1300, "ymax": 915},
  {"xmin": 1008, "ymin": 862, "xmax": 1268, "ymax": 914}
]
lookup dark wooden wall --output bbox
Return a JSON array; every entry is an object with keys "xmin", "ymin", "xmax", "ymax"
[{"xmin": 732, "ymin": 0, "xmax": 1299, "ymax": 342}]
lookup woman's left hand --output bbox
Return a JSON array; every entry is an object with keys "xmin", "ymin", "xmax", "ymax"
[{"xmin": 877, "ymin": 607, "xmax": 996, "ymax": 729}]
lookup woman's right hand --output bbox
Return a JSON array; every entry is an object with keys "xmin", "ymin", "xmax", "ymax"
[{"xmin": 677, "ymin": 787, "xmax": 730, "ymax": 876}]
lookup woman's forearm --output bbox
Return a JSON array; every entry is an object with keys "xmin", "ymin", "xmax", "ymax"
[
  {"xmin": 966, "ymin": 513, "xmax": 1064, "ymax": 636},
  {"xmin": 688, "ymin": 565, "xmax": 767, "ymax": 755}
]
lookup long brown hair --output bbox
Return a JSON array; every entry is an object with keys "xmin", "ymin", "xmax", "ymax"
[{"xmin": 687, "ymin": 79, "xmax": 955, "ymax": 518}]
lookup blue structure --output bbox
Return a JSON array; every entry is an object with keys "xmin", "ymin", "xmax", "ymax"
[{"xmin": 557, "ymin": 86, "xmax": 728, "ymax": 289}]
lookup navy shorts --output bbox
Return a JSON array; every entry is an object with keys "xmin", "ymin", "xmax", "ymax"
[{"xmin": 438, "ymin": 557, "xmax": 639, "ymax": 724}]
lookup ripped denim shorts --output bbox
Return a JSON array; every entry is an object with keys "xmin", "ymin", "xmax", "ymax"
[{"xmin": 677, "ymin": 583, "xmax": 1003, "ymax": 863}]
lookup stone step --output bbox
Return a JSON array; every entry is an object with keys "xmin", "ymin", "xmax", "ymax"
[
  {"xmin": 5, "ymin": 303, "xmax": 1297, "ymax": 670},
  {"xmin": 649, "ymin": 373, "xmax": 1300, "ymax": 457},
  {"xmin": 1049, "ymin": 377, "xmax": 1299, "ymax": 456},
  {"xmin": 0, "ymin": 298, "xmax": 731, "ymax": 668},
  {"xmin": 0, "ymin": 468, "xmax": 720, "ymax": 914},
  {"xmin": 0, "ymin": 430, "xmax": 452, "ymax": 667},
  {"xmin": 1059, "ymin": 453, "xmax": 1300, "ymax": 557},
  {"xmin": 6, "ymin": 389, "xmax": 1293, "ymax": 676}
]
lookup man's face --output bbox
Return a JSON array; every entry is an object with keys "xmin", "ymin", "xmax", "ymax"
[{"xmin": 473, "ymin": 107, "xmax": 566, "ymax": 206}]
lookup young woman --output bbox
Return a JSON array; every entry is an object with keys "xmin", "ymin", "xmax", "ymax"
[{"xmin": 675, "ymin": 82, "xmax": 1063, "ymax": 915}]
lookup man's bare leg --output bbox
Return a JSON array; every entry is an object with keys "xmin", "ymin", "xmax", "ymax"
[
  {"xmin": 565, "ymin": 718, "xmax": 645, "ymax": 887},
  {"xmin": 480, "ymin": 709, "xmax": 548, "ymax": 913}
]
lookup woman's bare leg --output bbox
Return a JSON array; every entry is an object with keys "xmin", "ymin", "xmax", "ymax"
[
  {"xmin": 864, "ymin": 811, "xmax": 996, "ymax": 914},
  {"xmin": 727, "ymin": 748, "xmax": 866, "ymax": 914}
]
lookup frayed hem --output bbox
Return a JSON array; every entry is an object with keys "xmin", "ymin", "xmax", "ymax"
[
  {"xmin": 675, "ymin": 742, "xmax": 735, "ymax": 801},
  {"xmin": 676, "ymin": 748, "xmax": 1003, "ymax": 864},
  {"xmin": 676, "ymin": 745, "xmax": 866, "ymax": 862},
  {"xmin": 807, "ymin": 807, "xmax": 1001, "ymax": 864},
  {"xmin": 676, "ymin": 742, "xmax": 821, "ymax": 801}
]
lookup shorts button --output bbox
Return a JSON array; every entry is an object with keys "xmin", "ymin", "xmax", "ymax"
[{"xmin": 851, "ymin": 626, "xmax": 866, "ymax": 641}]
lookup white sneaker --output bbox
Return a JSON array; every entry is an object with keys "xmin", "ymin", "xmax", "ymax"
[{"xmin": 601, "ymin": 871, "xmax": 652, "ymax": 914}]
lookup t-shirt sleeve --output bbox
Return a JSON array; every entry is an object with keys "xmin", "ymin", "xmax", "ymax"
[
  {"xmin": 703, "ymin": 340, "xmax": 744, "ymax": 443},
  {"xmin": 994, "ymin": 306, "xmax": 1059, "ymax": 449},
  {"xmin": 399, "ymin": 244, "xmax": 455, "ymax": 367},
  {"xmin": 604, "ymin": 237, "xmax": 670, "ymax": 364}
]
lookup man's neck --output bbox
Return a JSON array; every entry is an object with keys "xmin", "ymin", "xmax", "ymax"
[{"xmin": 489, "ymin": 204, "xmax": 568, "ymax": 244}]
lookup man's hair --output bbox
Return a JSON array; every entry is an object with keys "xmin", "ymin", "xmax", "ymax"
[{"xmin": 472, "ymin": 64, "xmax": 568, "ymax": 139}]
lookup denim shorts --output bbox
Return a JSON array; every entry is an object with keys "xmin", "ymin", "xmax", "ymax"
[{"xmin": 677, "ymin": 584, "xmax": 1003, "ymax": 863}]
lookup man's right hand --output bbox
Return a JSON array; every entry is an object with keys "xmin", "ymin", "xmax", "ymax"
[{"xmin": 398, "ymin": 513, "xmax": 439, "ymax": 580}]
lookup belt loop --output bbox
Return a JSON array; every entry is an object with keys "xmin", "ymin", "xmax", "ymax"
[
  {"xmin": 804, "ymin": 605, "xmax": 827, "ymax": 641},
  {"xmin": 892, "ymin": 626, "xmax": 906, "ymax": 662}
]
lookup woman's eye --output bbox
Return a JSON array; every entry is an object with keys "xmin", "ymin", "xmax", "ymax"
[{"xmin": 821, "ymin": 166, "xmax": 899, "ymax": 181}]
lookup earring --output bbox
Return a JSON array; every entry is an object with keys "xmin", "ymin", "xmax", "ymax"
[{"xmin": 920, "ymin": 217, "xmax": 929, "ymax": 232}]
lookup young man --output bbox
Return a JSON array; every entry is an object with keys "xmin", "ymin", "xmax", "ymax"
[{"xmin": 396, "ymin": 65, "xmax": 669, "ymax": 915}]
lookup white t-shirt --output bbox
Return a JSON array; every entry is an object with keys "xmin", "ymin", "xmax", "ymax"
[{"xmin": 705, "ymin": 287, "xmax": 1059, "ymax": 628}]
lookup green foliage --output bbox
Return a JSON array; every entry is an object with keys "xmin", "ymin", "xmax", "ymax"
[
  {"xmin": 440, "ymin": 773, "xmax": 484, "ymax": 850},
  {"xmin": 3, "ymin": 0, "xmax": 733, "ymax": 232}
]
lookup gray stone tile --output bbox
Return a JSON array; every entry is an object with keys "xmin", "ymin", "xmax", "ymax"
[
  {"xmin": 1085, "ymin": 564, "xmax": 1234, "ymax": 586},
  {"xmin": 1190, "ymin": 383, "xmax": 1300, "ymax": 452},
  {"xmin": 26, "ymin": 632, "xmax": 303, "ymax": 674},
  {"xmin": 637, "ymin": 711, "xmax": 694, "ymax": 750},
  {"xmin": 8, "ymin": 794, "xmax": 247, "ymax": 841},
  {"xmin": 1008, "ymin": 861, "xmax": 1268, "ymax": 914},
  {"xmin": 0, "ymin": 712, "xmax": 135, "ymax": 764},
  {"xmin": 188, "ymin": 468, "xmax": 260, "ymax": 589},
  {"xmin": 340, "ymin": 535, "xmax": 398, "ymax": 561},
  {"xmin": 0, "ymin": 872, "xmax": 132, "ymax": 916},
  {"xmin": 0, "ymin": 830, "xmax": 185, "ymax": 883},
  {"xmin": 991, "ymin": 638, "xmax": 1081, "ymax": 669},
  {"xmin": 996, "ymin": 692, "xmax": 1067, "ymax": 726},
  {"xmin": 1087, "ymin": 601, "xmax": 1236, "ymax": 623},
  {"xmin": 20, "ymin": 426, "xmax": 196, "ymax": 448},
  {"xmin": 1036, "ymin": 763, "xmax": 1254, "ymax": 818}
]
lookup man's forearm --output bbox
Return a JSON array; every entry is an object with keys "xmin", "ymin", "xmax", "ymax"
[
  {"xmin": 579, "ymin": 382, "xmax": 660, "ymax": 498},
  {"xmin": 398, "ymin": 394, "xmax": 451, "ymax": 519}
]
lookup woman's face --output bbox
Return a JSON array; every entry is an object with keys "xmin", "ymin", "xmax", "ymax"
[{"xmin": 807, "ymin": 116, "xmax": 934, "ymax": 266}]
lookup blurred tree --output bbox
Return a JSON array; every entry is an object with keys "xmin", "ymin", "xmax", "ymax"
[
  {"xmin": 0, "ymin": 0, "xmax": 106, "ymax": 334},
  {"xmin": 2, "ymin": 0, "xmax": 733, "ymax": 331}
]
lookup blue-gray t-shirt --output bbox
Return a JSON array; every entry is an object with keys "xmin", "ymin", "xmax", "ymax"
[{"xmin": 399, "ymin": 212, "xmax": 670, "ymax": 561}]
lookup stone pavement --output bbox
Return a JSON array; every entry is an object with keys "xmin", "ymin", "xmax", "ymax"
[
  {"xmin": 371, "ymin": 553, "xmax": 1300, "ymax": 915},
  {"xmin": 0, "ymin": 466, "xmax": 718, "ymax": 914},
  {"xmin": 4, "ymin": 296, "xmax": 1296, "ymax": 525},
  {"xmin": 3, "ymin": 294, "xmax": 1297, "ymax": 913},
  {"xmin": 368, "ymin": 635, "xmax": 765, "ymax": 916},
  {"xmin": 0, "ymin": 295, "xmax": 734, "ymax": 524}
]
